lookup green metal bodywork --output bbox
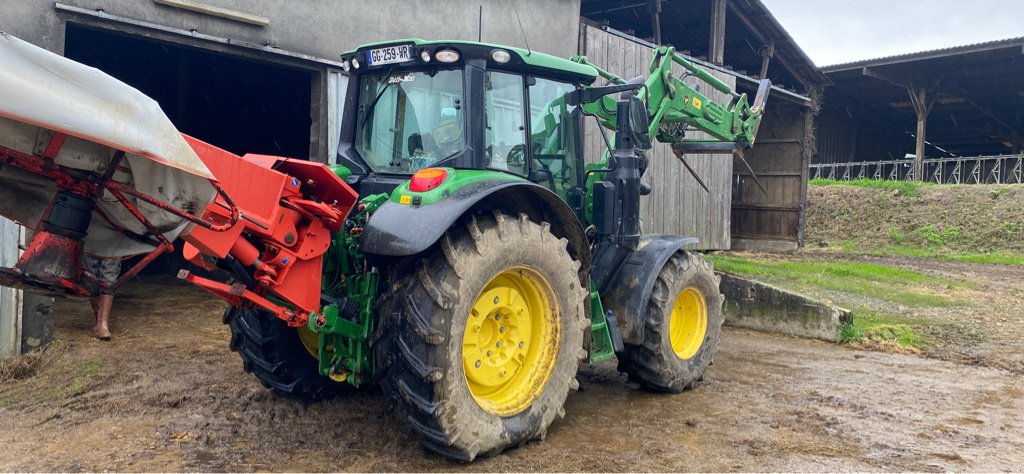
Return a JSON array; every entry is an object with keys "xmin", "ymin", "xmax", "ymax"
[
  {"xmin": 308, "ymin": 39, "xmax": 764, "ymax": 387},
  {"xmin": 588, "ymin": 282, "xmax": 616, "ymax": 363},
  {"xmin": 307, "ymin": 193, "xmax": 387, "ymax": 387},
  {"xmin": 572, "ymin": 46, "xmax": 763, "ymax": 146},
  {"xmin": 389, "ymin": 168, "xmax": 528, "ymax": 206}
]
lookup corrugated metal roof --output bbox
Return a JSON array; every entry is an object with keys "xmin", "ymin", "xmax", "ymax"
[{"xmin": 822, "ymin": 36, "xmax": 1024, "ymax": 71}]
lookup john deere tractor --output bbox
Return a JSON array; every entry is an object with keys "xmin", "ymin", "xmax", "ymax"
[
  {"xmin": 219, "ymin": 39, "xmax": 769, "ymax": 460},
  {"xmin": 0, "ymin": 31, "xmax": 766, "ymax": 460}
]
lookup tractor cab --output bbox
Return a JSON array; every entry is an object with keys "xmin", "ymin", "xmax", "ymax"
[{"xmin": 336, "ymin": 40, "xmax": 599, "ymax": 208}]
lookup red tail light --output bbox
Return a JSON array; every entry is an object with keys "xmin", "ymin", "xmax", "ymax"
[{"xmin": 409, "ymin": 168, "xmax": 448, "ymax": 192}]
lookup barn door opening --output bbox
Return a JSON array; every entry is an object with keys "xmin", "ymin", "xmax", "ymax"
[
  {"xmin": 64, "ymin": 23, "xmax": 313, "ymax": 160},
  {"xmin": 63, "ymin": 23, "xmax": 315, "ymax": 273}
]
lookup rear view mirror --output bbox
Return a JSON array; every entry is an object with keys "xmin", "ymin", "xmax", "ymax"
[{"xmin": 628, "ymin": 98, "xmax": 652, "ymax": 150}]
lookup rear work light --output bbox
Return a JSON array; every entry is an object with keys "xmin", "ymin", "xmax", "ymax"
[{"xmin": 409, "ymin": 168, "xmax": 448, "ymax": 192}]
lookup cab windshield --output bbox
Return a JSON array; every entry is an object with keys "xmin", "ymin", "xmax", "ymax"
[{"xmin": 354, "ymin": 69, "xmax": 464, "ymax": 174}]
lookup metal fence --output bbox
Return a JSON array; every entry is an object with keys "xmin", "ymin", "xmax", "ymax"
[{"xmin": 810, "ymin": 154, "xmax": 1024, "ymax": 184}]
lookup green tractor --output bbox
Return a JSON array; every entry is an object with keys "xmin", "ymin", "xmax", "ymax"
[{"xmin": 223, "ymin": 39, "xmax": 769, "ymax": 460}]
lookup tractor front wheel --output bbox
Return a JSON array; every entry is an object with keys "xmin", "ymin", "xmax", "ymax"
[
  {"xmin": 378, "ymin": 212, "xmax": 587, "ymax": 461},
  {"xmin": 224, "ymin": 307, "xmax": 348, "ymax": 401},
  {"xmin": 617, "ymin": 251, "xmax": 724, "ymax": 392}
]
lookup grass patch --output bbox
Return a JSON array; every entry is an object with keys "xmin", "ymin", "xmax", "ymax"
[
  {"xmin": 839, "ymin": 308, "xmax": 927, "ymax": 349},
  {"xmin": 811, "ymin": 245, "xmax": 1024, "ymax": 266},
  {"xmin": 708, "ymin": 254, "xmax": 961, "ymax": 307},
  {"xmin": 809, "ymin": 178, "xmax": 933, "ymax": 197}
]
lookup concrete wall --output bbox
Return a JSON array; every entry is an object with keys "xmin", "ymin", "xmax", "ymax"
[
  {"xmin": 719, "ymin": 272, "xmax": 852, "ymax": 342},
  {"xmin": 0, "ymin": 0, "xmax": 581, "ymax": 59}
]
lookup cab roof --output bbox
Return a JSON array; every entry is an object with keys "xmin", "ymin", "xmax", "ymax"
[{"xmin": 343, "ymin": 39, "xmax": 599, "ymax": 85}]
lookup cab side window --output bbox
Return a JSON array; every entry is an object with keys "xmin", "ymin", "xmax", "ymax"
[
  {"xmin": 528, "ymin": 78, "xmax": 581, "ymax": 202},
  {"xmin": 484, "ymin": 71, "xmax": 527, "ymax": 175}
]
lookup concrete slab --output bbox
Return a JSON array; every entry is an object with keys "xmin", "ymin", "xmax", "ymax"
[{"xmin": 718, "ymin": 271, "xmax": 852, "ymax": 342}]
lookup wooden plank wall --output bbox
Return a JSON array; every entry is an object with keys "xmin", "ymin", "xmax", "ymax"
[
  {"xmin": 579, "ymin": 25, "xmax": 735, "ymax": 250},
  {"xmin": 731, "ymin": 102, "xmax": 810, "ymax": 249}
]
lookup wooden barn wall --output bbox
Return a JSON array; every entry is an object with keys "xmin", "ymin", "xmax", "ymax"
[
  {"xmin": 815, "ymin": 106, "xmax": 857, "ymax": 164},
  {"xmin": 579, "ymin": 25, "xmax": 735, "ymax": 250},
  {"xmin": 731, "ymin": 102, "xmax": 811, "ymax": 250}
]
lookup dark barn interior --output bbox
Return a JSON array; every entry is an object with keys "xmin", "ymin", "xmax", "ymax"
[
  {"xmin": 817, "ymin": 37, "xmax": 1024, "ymax": 164},
  {"xmin": 64, "ymin": 23, "xmax": 315, "ymax": 273},
  {"xmin": 64, "ymin": 23, "xmax": 313, "ymax": 160}
]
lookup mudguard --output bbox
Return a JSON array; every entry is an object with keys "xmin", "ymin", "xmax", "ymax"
[
  {"xmin": 360, "ymin": 180, "xmax": 590, "ymax": 270},
  {"xmin": 600, "ymin": 235, "xmax": 699, "ymax": 345}
]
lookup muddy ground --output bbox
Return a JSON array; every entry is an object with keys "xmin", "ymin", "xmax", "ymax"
[{"xmin": 1, "ymin": 271, "xmax": 1021, "ymax": 472}]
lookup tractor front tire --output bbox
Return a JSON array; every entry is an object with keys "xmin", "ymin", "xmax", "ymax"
[
  {"xmin": 378, "ymin": 212, "xmax": 587, "ymax": 461},
  {"xmin": 617, "ymin": 251, "xmax": 724, "ymax": 392},
  {"xmin": 224, "ymin": 307, "xmax": 348, "ymax": 402}
]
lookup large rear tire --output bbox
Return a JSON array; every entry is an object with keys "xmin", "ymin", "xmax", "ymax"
[
  {"xmin": 377, "ymin": 212, "xmax": 587, "ymax": 461},
  {"xmin": 224, "ymin": 307, "xmax": 348, "ymax": 401},
  {"xmin": 617, "ymin": 251, "xmax": 724, "ymax": 392}
]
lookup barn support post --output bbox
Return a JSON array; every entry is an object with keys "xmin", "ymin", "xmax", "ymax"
[
  {"xmin": 646, "ymin": 0, "xmax": 662, "ymax": 45},
  {"xmin": 862, "ymin": 67, "xmax": 943, "ymax": 181},
  {"xmin": 709, "ymin": 0, "xmax": 726, "ymax": 65},
  {"xmin": 907, "ymin": 81, "xmax": 939, "ymax": 181}
]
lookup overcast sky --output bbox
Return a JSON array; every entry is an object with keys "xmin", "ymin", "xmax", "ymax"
[{"xmin": 759, "ymin": 0, "xmax": 1024, "ymax": 66}]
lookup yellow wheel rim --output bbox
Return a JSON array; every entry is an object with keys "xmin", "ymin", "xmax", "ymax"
[
  {"xmin": 669, "ymin": 287, "xmax": 708, "ymax": 360},
  {"xmin": 297, "ymin": 326, "xmax": 320, "ymax": 359},
  {"xmin": 462, "ymin": 266, "xmax": 560, "ymax": 417}
]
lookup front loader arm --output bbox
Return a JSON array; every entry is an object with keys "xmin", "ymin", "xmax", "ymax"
[{"xmin": 571, "ymin": 46, "xmax": 769, "ymax": 149}]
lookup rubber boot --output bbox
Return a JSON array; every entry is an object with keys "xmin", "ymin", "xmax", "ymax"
[{"xmin": 92, "ymin": 295, "xmax": 113, "ymax": 340}]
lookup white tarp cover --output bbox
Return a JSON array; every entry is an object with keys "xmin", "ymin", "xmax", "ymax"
[{"xmin": 0, "ymin": 32, "xmax": 217, "ymax": 257}]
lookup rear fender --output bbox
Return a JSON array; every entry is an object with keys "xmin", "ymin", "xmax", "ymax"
[
  {"xmin": 361, "ymin": 179, "xmax": 590, "ymax": 272},
  {"xmin": 600, "ymin": 235, "xmax": 698, "ymax": 345}
]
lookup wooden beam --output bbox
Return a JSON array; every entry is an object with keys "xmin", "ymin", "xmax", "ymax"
[
  {"xmin": 709, "ymin": 0, "xmax": 726, "ymax": 65},
  {"xmin": 759, "ymin": 40, "xmax": 775, "ymax": 79},
  {"xmin": 153, "ymin": 0, "xmax": 270, "ymax": 27},
  {"xmin": 646, "ymin": 0, "xmax": 663, "ymax": 45},
  {"xmin": 861, "ymin": 66, "xmax": 907, "ymax": 88},
  {"xmin": 727, "ymin": 3, "xmax": 808, "ymax": 88}
]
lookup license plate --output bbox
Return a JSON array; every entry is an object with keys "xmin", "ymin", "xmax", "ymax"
[{"xmin": 366, "ymin": 44, "xmax": 414, "ymax": 66}]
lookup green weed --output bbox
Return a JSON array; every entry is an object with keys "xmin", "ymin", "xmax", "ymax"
[
  {"xmin": 914, "ymin": 224, "xmax": 960, "ymax": 246},
  {"xmin": 990, "ymin": 187, "xmax": 1010, "ymax": 199},
  {"xmin": 839, "ymin": 308, "xmax": 926, "ymax": 349},
  {"xmin": 887, "ymin": 227, "xmax": 905, "ymax": 244}
]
